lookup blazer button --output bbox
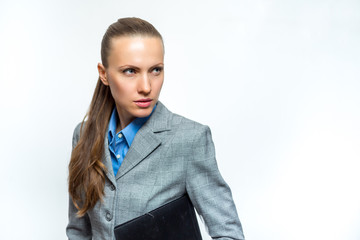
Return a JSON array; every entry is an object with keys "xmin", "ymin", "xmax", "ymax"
[
  {"xmin": 105, "ymin": 211, "xmax": 112, "ymax": 221},
  {"xmin": 110, "ymin": 184, "xmax": 115, "ymax": 191}
]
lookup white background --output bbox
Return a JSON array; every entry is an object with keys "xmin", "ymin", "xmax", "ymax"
[{"xmin": 1, "ymin": 0, "xmax": 359, "ymax": 239}]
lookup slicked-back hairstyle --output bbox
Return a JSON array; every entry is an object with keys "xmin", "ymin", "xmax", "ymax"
[{"xmin": 101, "ymin": 17, "xmax": 163, "ymax": 68}]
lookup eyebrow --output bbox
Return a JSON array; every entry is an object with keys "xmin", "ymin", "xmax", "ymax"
[
  {"xmin": 117, "ymin": 65, "xmax": 140, "ymax": 71},
  {"xmin": 117, "ymin": 63, "xmax": 164, "ymax": 70}
]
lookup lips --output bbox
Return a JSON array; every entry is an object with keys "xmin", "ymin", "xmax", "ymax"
[{"xmin": 134, "ymin": 98, "xmax": 152, "ymax": 108}]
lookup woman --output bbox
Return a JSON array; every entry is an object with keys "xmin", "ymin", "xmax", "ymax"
[{"xmin": 67, "ymin": 17, "xmax": 244, "ymax": 240}]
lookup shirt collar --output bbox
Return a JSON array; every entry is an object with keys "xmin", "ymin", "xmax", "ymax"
[
  {"xmin": 108, "ymin": 103, "xmax": 157, "ymax": 147},
  {"xmin": 108, "ymin": 107, "xmax": 118, "ymax": 141}
]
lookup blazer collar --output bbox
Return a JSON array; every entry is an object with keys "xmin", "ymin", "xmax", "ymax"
[
  {"xmin": 143, "ymin": 101, "xmax": 171, "ymax": 133},
  {"xmin": 102, "ymin": 101, "xmax": 172, "ymax": 184}
]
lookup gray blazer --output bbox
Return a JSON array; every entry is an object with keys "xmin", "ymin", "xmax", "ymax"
[{"xmin": 66, "ymin": 101, "xmax": 244, "ymax": 240}]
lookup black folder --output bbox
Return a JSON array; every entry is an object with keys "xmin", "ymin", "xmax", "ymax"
[{"xmin": 114, "ymin": 194, "xmax": 202, "ymax": 240}]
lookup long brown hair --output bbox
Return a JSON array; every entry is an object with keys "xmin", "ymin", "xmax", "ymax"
[{"xmin": 68, "ymin": 17, "xmax": 163, "ymax": 217}]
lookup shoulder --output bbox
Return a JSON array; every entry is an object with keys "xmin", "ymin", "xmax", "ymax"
[
  {"xmin": 157, "ymin": 102, "xmax": 212, "ymax": 139},
  {"xmin": 171, "ymin": 112, "xmax": 210, "ymax": 134}
]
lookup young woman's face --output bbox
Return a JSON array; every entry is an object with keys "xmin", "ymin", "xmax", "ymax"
[{"xmin": 98, "ymin": 36, "xmax": 164, "ymax": 129}]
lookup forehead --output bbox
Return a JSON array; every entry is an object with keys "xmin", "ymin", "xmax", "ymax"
[{"xmin": 107, "ymin": 36, "xmax": 164, "ymax": 67}]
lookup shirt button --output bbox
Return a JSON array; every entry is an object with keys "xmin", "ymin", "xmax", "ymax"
[
  {"xmin": 105, "ymin": 211, "xmax": 112, "ymax": 221},
  {"xmin": 118, "ymin": 133, "xmax": 123, "ymax": 138},
  {"xmin": 116, "ymin": 154, "xmax": 120, "ymax": 159}
]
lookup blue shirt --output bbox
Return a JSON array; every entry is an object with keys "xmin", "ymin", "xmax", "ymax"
[{"xmin": 107, "ymin": 105, "xmax": 156, "ymax": 176}]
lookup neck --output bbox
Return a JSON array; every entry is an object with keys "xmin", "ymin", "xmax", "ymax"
[{"xmin": 116, "ymin": 107, "xmax": 135, "ymax": 131}]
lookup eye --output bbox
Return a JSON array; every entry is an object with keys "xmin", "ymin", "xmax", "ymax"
[
  {"xmin": 152, "ymin": 67, "xmax": 163, "ymax": 75},
  {"xmin": 123, "ymin": 68, "xmax": 136, "ymax": 75}
]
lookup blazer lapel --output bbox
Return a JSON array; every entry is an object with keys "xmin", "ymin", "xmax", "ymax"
[
  {"xmin": 103, "ymin": 134, "xmax": 117, "ymax": 187},
  {"xmin": 115, "ymin": 101, "xmax": 171, "ymax": 180}
]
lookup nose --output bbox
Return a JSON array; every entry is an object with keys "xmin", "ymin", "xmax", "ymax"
[{"xmin": 137, "ymin": 73, "xmax": 151, "ymax": 95}]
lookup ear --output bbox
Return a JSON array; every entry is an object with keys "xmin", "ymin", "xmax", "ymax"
[{"xmin": 97, "ymin": 63, "xmax": 109, "ymax": 86}]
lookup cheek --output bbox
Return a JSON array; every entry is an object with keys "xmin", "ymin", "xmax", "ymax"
[
  {"xmin": 153, "ymin": 78, "xmax": 164, "ymax": 93},
  {"xmin": 108, "ymin": 80, "xmax": 129, "ymax": 101}
]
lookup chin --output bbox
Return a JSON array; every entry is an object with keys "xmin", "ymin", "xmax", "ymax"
[{"xmin": 134, "ymin": 108, "xmax": 153, "ymax": 118}]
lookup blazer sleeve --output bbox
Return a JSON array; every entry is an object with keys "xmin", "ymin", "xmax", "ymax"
[
  {"xmin": 66, "ymin": 123, "xmax": 92, "ymax": 240},
  {"xmin": 185, "ymin": 125, "xmax": 245, "ymax": 240}
]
